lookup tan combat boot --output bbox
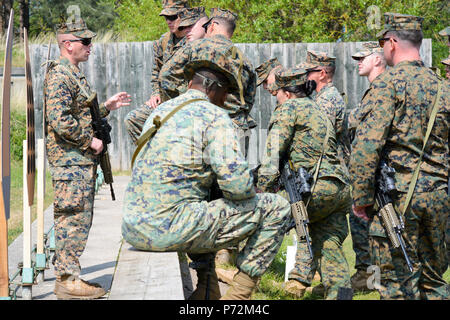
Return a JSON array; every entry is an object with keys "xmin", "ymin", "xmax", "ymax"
[
  {"xmin": 350, "ymin": 269, "xmax": 371, "ymax": 292},
  {"xmin": 283, "ymin": 279, "xmax": 308, "ymax": 298},
  {"xmin": 189, "ymin": 268, "xmax": 221, "ymax": 300},
  {"xmin": 54, "ymin": 275, "xmax": 106, "ymax": 300},
  {"xmin": 220, "ymin": 271, "xmax": 259, "ymax": 300},
  {"xmin": 215, "ymin": 267, "xmax": 238, "ymax": 285}
]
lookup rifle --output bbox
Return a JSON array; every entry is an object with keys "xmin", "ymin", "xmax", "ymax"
[
  {"xmin": 280, "ymin": 161, "xmax": 314, "ymax": 259},
  {"xmin": 86, "ymin": 93, "xmax": 116, "ymax": 201},
  {"xmin": 375, "ymin": 160, "xmax": 413, "ymax": 272}
]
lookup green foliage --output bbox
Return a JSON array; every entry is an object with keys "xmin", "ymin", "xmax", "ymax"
[
  {"xmin": 10, "ymin": 110, "xmax": 26, "ymax": 161},
  {"xmin": 27, "ymin": 0, "xmax": 118, "ymax": 37},
  {"xmin": 113, "ymin": 0, "xmax": 449, "ymax": 72},
  {"xmin": 114, "ymin": 0, "xmax": 167, "ymax": 41}
]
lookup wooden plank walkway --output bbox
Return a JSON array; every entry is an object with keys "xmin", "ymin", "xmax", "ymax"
[{"xmin": 8, "ymin": 175, "xmax": 185, "ymax": 300}]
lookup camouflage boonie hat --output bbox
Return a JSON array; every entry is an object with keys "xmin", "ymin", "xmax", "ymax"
[
  {"xmin": 439, "ymin": 26, "xmax": 450, "ymax": 36},
  {"xmin": 271, "ymin": 67, "xmax": 308, "ymax": 91},
  {"xmin": 255, "ymin": 58, "xmax": 282, "ymax": 86},
  {"xmin": 441, "ymin": 55, "xmax": 450, "ymax": 66},
  {"xmin": 159, "ymin": 0, "xmax": 188, "ymax": 16},
  {"xmin": 204, "ymin": 8, "xmax": 238, "ymax": 26},
  {"xmin": 184, "ymin": 48, "xmax": 239, "ymax": 91},
  {"xmin": 56, "ymin": 19, "xmax": 96, "ymax": 38},
  {"xmin": 178, "ymin": 7, "xmax": 207, "ymax": 28},
  {"xmin": 376, "ymin": 13, "xmax": 424, "ymax": 38},
  {"xmin": 298, "ymin": 50, "xmax": 336, "ymax": 70},
  {"xmin": 352, "ymin": 42, "xmax": 384, "ymax": 60}
]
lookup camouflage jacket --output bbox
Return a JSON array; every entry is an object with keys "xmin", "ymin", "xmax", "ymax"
[
  {"xmin": 257, "ymin": 97, "xmax": 349, "ymax": 193},
  {"xmin": 123, "ymin": 89, "xmax": 256, "ymax": 231},
  {"xmin": 349, "ymin": 60, "xmax": 449, "ymax": 207},
  {"xmin": 151, "ymin": 32, "xmax": 186, "ymax": 96},
  {"xmin": 158, "ymin": 34, "xmax": 257, "ymax": 127},
  {"xmin": 347, "ymin": 73, "xmax": 386, "ymax": 143},
  {"xmin": 44, "ymin": 57, "xmax": 109, "ymax": 168},
  {"xmin": 314, "ymin": 82, "xmax": 350, "ymax": 165}
]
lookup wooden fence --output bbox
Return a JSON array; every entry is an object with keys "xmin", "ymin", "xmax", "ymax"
[{"xmin": 30, "ymin": 40, "xmax": 432, "ymax": 170}]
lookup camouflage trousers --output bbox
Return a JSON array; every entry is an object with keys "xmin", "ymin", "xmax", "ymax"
[
  {"xmin": 349, "ymin": 213, "xmax": 371, "ymax": 271},
  {"xmin": 368, "ymin": 188, "xmax": 449, "ymax": 300},
  {"xmin": 124, "ymin": 104, "xmax": 154, "ymax": 145},
  {"xmin": 50, "ymin": 165, "xmax": 96, "ymax": 278},
  {"xmin": 122, "ymin": 193, "xmax": 291, "ymax": 278},
  {"xmin": 288, "ymin": 178, "xmax": 352, "ymax": 299},
  {"xmin": 446, "ymin": 214, "xmax": 450, "ymax": 269}
]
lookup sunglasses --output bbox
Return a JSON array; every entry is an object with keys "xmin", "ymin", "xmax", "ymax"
[
  {"xmin": 308, "ymin": 69, "xmax": 328, "ymax": 74},
  {"xmin": 63, "ymin": 38, "xmax": 92, "ymax": 46},
  {"xmin": 164, "ymin": 15, "xmax": 178, "ymax": 22},
  {"xmin": 378, "ymin": 37, "xmax": 397, "ymax": 48}
]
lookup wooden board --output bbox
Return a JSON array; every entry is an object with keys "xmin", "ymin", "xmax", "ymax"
[
  {"xmin": 0, "ymin": 9, "xmax": 14, "ymax": 298},
  {"xmin": 24, "ymin": 28, "xmax": 36, "ymax": 207}
]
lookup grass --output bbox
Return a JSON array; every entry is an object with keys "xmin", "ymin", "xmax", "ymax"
[
  {"xmin": 250, "ymin": 223, "xmax": 450, "ymax": 300},
  {"xmin": 7, "ymin": 159, "xmax": 54, "ymax": 245}
]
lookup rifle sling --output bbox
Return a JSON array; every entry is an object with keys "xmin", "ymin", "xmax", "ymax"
[
  {"xmin": 131, "ymin": 98, "xmax": 207, "ymax": 167},
  {"xmin": 402, "ymin": 80, "xmax": 443, "ymax": 216},
  {"xmin": 306, "ymin": 112, "xmax": 332, "ymax": 207}
]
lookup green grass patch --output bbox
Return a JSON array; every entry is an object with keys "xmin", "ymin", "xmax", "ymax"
[
  {"xmin": 252, "ymin": 224, "xmax": 449, "ymax": 300},
  {"xmin": 7, "ymin": 159, "xmax": 54, "ymax": 245}
]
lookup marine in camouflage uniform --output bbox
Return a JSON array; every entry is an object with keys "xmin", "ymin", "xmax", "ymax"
[
  {"xmin": 346, "ymin": 42, "xmax": 387, "ymax": 291},
  {"xmin": 257, "ymin": 67, "xmax": 352, "ymax": 300},
  {"xmin": 122, "ymin": 47, "xmax": 291, "ymax": 300},
  {"xmin": 158, "ymin": 8, "xmax": 257, "ymax": 157},
  {"xmin": 291, "ymin": 50, "xmax": 351, "ymax": 294},
  {"xmin": 124, "ymin": 0, "xmax": 189, "ymax": 144},
  {"xmin": 439, "ymin": 26, "xmax": 450, "ymax": 268},
  {"xmin": 45, "ymin": 21, "xmax": 130, "ymax": 299},
  {"xmin": 300, "ymin": 50, "xmax": 350, "ymax": 167},
  {"xmin": 350, "ymin": 13, "xmax": 449, "ymax": 300}
]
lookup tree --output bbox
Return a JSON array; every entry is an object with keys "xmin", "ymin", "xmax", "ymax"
[
  {"xmin": 0, "ymin": 0, "xmax": 14, "ymax": 34},
  {"xmin": 19, "ymin": 0, "xmax": 29, "ymax": 41},
  {"xmin": 28, "ymin": 0, "xmax": 118, "ymax": 37},
  {"xmin": 113, "ymin": 0, "xmax": 449, "ymax": 72}
]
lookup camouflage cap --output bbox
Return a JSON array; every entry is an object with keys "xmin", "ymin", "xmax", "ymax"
[
  {"xmin": 178, "ymin": 7, "xmax": 207, "ymax": 28},
  {"xmin": 441, "ymin": 55, "xmax": 450, "ymax": 66},
  {"xmin": 352, "ymin": 42, "xmax": 384, "ymax": 60},
  {"xmin": 204, "ymin": 8, "xmax": 238, "ymax": 26},
  {"xmin": 56, "ymin": 19, "xmax": 96, "ymax": 38},
  {"xmin": 376, "ymin": 12, "xmax": 424, "ymax": 38},
  {"xmin": 255, "ymin": 58, "xmax": 282, "ymax": 86},
  {"xmin": 184, "ymin": 47, "xmax": 239, "ymax": 91},
  {"xmin": 159, "ymin": 0, "xmax": 188, "ymax": 16},
  {"xmin": 271, "ymin": 67, "xmax": 308, "ymax": 91},
  {"xmin": 298, "ymin": 50, "xmax": 336, "ymax": 70},
  {"xmin": 439, "ymin": 26, "xmax": 450, "ymax": 36}
]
